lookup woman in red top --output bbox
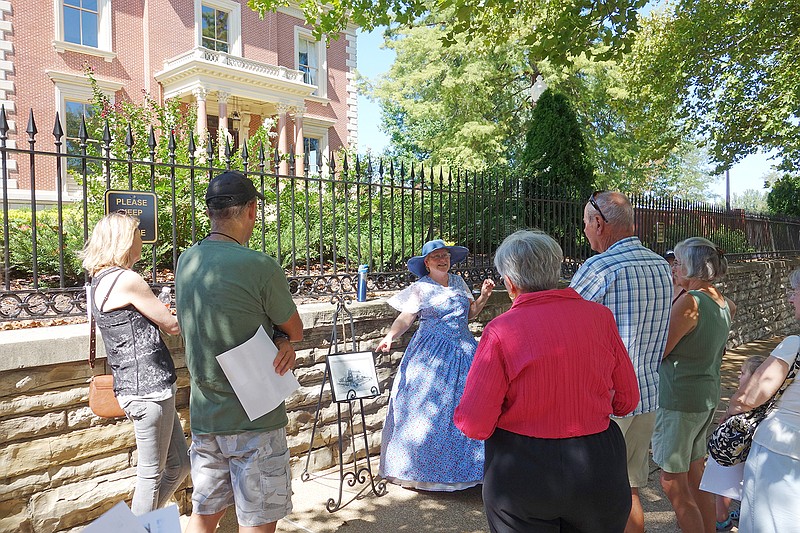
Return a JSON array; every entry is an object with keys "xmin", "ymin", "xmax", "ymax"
[{"xmin": 454, "ymin": 230, "xmax": 639, "ymax": 533}]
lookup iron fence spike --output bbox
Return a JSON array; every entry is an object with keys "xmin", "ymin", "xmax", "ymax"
[
  {"xmin": 52, "ymin": 112, "xmax": 63, "ymax": 139},
  {"xmin": 27, "ymin": 108, "xmax": 38, "ymax": 137},
  {"xmin": 0, "ymin": 105, "xmax": 7, "ymax": 136}
]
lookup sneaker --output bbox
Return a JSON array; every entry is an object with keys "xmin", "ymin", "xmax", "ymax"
[
  {"xmin": 729, "ymin": 509, "xmax": 740, "ymax": 523},
  {"xmin": 716, "ymin": 517, "xmax": 733, "ymax": 531}
]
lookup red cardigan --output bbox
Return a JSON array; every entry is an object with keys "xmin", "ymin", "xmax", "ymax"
[{"xmin": 454, "ymin": 288, "xmax": 639, "ymax": 440}]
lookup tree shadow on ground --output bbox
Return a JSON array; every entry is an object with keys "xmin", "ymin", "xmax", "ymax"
[{"xmin": 211, "ymin": 337, "xmax": 792, "ymax": 533}]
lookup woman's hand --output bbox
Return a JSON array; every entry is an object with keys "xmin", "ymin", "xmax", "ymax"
[
  {"xmin": 376, "ymin": 334, "xmax": 394, "ymax": 353},
  {"xmin": 376, "ymin": 312, "xmax": 417, "ymax": 352},
  {"xmin": 469, "ymin": 278, "xmax": 495, "ymax": 319},
  {"xmin": 480, "ymin": 278, "xmax": 496, "ymax": 298}
]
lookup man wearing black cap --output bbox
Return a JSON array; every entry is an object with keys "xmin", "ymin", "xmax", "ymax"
[{"xmin": 176, "ymin": 171, "xmax": 303, "ymax": 533}]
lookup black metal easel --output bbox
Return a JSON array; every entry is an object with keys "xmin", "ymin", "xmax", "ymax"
[{"xmin": 300, "ymin": 293, "xmax": 387, "ymax": 512}]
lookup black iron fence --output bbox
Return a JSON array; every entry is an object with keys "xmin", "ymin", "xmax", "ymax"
[{"xmin": 2, "ymin": 107, "xmax": 800, "ymax": 322}]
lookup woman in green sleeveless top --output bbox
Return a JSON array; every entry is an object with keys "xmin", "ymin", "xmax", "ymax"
[{"xmin": 652, "ymin": 237, "xmax": 736, "ymax": 533}]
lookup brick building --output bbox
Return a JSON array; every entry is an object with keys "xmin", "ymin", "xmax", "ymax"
[{"xmin": 0, "ymin": 0, "xmax": 358, "ymax": 204}]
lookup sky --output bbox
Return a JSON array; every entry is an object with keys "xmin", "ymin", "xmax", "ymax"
[{"xmin": 355, "ymin": 29, "xmax": 775, "ymax": 201}]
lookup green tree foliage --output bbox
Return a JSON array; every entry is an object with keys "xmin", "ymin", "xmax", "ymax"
[
  {"xmin": 627, "ymin": 0, "xmax": 800, "ymax": 173},
  {"xmin": 518, "ymin": 88, "xmax": 593, "ymax": 258},
  {"xmin": 558, "ymin": 55, "xmax": 716, "ymax": 199},
  {"xmin": 369, "ymin": 22, "xmax": 717, "ymax": 198},
  {"xmin": 371, "ymin": 24, "xmax": 532, "ymax": 169},
  {"xmin": 2, "ymin": 206, "xmax": 85, "ymax": 284},
  {"xmin": 522, "ymin": 89, "xmax": 593, "ymax": 193},
  {"xmin": 767, "ymin": 174, "xmax": 800, "ymax": 217},
  {"xmin": 732, "ymin": 189, "xmax": 768, "ymax": 213},
  {"xmin": 248, "ymin": 0, "xmax": 648, "ymax": 68}
]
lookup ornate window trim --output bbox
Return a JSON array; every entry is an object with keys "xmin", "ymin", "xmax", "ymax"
[
  {"xmin": 52, "ymin": 0, "xmax": 115, "ymax": 62},
  {"xmin": 294, "ymin": 26, "xmax": 327, "ymax": 99},
  {"xmin": 195, "ymin": 0, "xmax": 241, "ymax": 56}
]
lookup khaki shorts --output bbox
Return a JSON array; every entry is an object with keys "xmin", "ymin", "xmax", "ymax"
[
  {"xmin": 189, "ymin": 427, "xmax": 292, "ymax": 527},
  {"xmin": 651, "ymin": 408, "xmax": 715, "ymax": 474},
  {"xmin": 612, "ymin": 412, "xmax": 656, "ymax": 488}
]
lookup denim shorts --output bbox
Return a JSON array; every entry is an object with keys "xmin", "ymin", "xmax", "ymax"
[{"xmin": 189, "ymin": 427, "xmax": 292, "ymax": 527}]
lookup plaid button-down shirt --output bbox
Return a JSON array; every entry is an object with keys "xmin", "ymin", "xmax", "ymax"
[{"xmin": 570, "ymin": 236, "xmax": 673, "ymax": 415}]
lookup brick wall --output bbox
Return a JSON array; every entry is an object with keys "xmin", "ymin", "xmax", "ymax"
[{"xmin": 7, "ymin": 1, "xmax": 352, "ymax": 192}]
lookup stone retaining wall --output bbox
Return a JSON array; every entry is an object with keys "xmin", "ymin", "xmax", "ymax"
[
  {"xmin": 718, "ymin": 258, "xmax": 800, "ymax": 345},
  {"xmin": 0, "ymin": 294, "xmax": 509, "ymax": 533},
  {"xmin": 1, "ymin": 257, "xmax": 798, "ymax": 532}
]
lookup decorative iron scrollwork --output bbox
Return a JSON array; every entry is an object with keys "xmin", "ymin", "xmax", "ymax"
[{"xmin": 0, "ymin": 288, "xmax": 86, "ymax": 321}]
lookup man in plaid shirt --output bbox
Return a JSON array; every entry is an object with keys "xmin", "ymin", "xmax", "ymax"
[{"xmin": 570, "ymin": 191, "xmax": 672, "ymax": 533}]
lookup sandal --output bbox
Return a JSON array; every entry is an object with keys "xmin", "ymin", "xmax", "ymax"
[{"xmin": 716, "ymin": 518, "xmax": 733, "ymax": 531}]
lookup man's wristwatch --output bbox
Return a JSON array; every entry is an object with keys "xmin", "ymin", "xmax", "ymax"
[{"xmin": 272, "ymin": 327, "xmax": 290, "ymax": 343}]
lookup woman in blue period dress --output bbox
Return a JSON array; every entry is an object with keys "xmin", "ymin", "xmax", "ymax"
[{"xmin": 376, "ymin": 239, "xmax": 495, "ymax": 491}]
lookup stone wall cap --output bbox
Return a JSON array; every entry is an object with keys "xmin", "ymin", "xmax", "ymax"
[{"xmin": 0, "ymin": 323, "xmax": 96, "ymax": 372}]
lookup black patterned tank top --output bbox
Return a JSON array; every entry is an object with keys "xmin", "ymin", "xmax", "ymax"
[{"xmin": 90, "ymin": 268, "xmax": 177, "ymax": 396}]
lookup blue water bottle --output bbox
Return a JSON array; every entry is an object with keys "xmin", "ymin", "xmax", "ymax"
[{"xmin": 357, "ymin": 264, "xmax": 369, "ymax": 302}]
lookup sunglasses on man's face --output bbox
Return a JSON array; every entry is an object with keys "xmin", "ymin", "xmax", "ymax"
[{"xmin": 588, "ymin": 191, "xmax": 608, "ymax": 223}]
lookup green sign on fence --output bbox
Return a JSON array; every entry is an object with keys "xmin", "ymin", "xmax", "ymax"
[{"xmin": 104, "ymin": 190, "xmax": 158, "ymax": 244}]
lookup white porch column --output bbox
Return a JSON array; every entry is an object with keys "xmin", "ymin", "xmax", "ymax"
[
  {"xmin": 277, "ymin": 103, "xmax": 291, "ymax": 175},
  {"xmin": 217, "ymin": 91, "xmax": 229, "ymax": 129},
  {"xmin": 293, "ymin": 107, "xmax": 305, "ymax": 177},
  {"xmin": 193, "ymin": 87, "xmax": 208, "ymax": 142},
  {"xmin": 239, "ymin": 112, "xmax": 251, "ymax": 148}
]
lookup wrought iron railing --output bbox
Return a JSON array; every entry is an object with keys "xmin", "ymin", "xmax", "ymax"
[{"xmin": 2, "ymin": 106, "xmax": 800, "ymax": 322}]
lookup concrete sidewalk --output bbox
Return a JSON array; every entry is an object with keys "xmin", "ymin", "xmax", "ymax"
[{"xmin": 187, "ymin": 337, "xmax": 785, "ymax": 532}]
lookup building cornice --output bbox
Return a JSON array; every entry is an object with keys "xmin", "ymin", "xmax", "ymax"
[
  {"xmin": 155, "ymin": 47, "xmax": 314, "ymax": 102},
  {"xmin": 46, "ymin": 70, "xmax": 124, "ymax": 93},
  {"xmin": 52, "ymin": 40, "xmax": 116, "ymax": 62}
]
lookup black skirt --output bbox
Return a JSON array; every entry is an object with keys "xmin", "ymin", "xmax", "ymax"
[{"xmin": 483, "ymin": 423, "xmax": 630, "ymax": 533}]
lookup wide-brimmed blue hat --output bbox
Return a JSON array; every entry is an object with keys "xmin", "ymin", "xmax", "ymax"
[{"xmin": 407, "ymin": 240, "xmax": 469, "ymax": 278}]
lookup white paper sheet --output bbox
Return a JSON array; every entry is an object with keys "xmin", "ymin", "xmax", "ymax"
[
  {"xmin": 137, "ymin": 504, "xmax": 181, "ymax": 533},
  {"xmin": 82, "ymin": 503, "xmax": 181, "ymax": 533},
  {"xmin": 216, "ymin": 325, "xmax": 300, "ymax": 421},
  {"xmin": 81, "ymin": 501, "xmax": 147, "ymax": 533},
  {"xmin": 699, "ymin": 456, "xmax": 744, "ymax": 499}
]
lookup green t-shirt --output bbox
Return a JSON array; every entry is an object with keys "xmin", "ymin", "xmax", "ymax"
[
  {"xmin": 176, "ymin": 240, "xmax": 297, "ymax": 434},
  {"xmin": 659, "ymin": 290, "xmax": 732, "ymax": 412}
]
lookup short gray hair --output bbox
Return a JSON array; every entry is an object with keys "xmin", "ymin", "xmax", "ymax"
[
  {"xmin": 494, "ymin": 230, "xmax": 563, "ymax": 293},
  {"xmin": 789, "ymin": 268, "xmax": 800, "ymax": 290},
  {"xmin": 207, "ymin": 198, "xmax": 256, "ymax": 221},
  {"xmin": 674, "ymin": 237, "xmax": 727, "ymax": 281},
  {"xmin": 588, "ymin": 191, "xmax": 634, "ymax": 228}
]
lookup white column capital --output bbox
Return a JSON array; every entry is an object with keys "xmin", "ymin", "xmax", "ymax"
[
  {"xmin": 276, "ymin": 102, "xmax": 292, "ymax": 115},
  {"xmin": 192, "ymin": 86, "xmax": 208, "ymax": 101},
  {"xmin": 217, "ymin": 91, "xmax": 230, "ymax": 104},
  {"xmin": 291, "ymin": 105, "xmax": 306, "ymax": 118}
]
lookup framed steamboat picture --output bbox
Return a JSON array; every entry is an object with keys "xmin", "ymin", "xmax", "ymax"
[{"xmin": 328, "ymin": 351, "xmax": 381, "ymax": 401}]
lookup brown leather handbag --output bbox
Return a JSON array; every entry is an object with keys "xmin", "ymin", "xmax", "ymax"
[
  {"xmin": 87, "ymin": 287, "xmax": 126, "ymax": 419},
  {"xmin": 88, "ymin": 374, "xmax": 125, "ymax": 418}
]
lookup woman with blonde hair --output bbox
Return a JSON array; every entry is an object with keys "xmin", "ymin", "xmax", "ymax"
[{"xmin": 82, "ymin": 211, "xmax": 188, "ymax": 515}]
